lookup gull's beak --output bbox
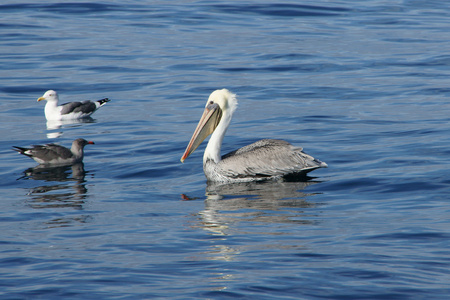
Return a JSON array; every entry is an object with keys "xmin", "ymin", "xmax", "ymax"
[
  {"xmin": 37, "ymin": 97, "xmax": 45, "ymax": 102},
  {"xmin": 181, "ymin": 102, "xmax": 222, "ymax": 163}
]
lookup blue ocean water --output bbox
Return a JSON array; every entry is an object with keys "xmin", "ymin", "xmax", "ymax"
[{"xmin": 1, "ymin": 0, "xmax": 449, "ymax": 299}]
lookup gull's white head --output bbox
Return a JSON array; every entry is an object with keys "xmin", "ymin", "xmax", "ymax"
[{"xmin": 37, "ymin": 90, "xmax": 59, "ymax": 103}]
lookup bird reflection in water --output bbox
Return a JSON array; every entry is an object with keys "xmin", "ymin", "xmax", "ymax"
[
  {"xmin": 18, "ymin": 163, "xmax": 90, "ymax": 212},
  {"xmin": 185, "ymin": 178, "xmax": 325, "ymax": 291},
  {"xmin": 196, "ymin": 179, "xmax": 321, "ymax": 236},
  {"xmin": 45, "ymin": 117, "xmax": 96, "ymax": 139}
]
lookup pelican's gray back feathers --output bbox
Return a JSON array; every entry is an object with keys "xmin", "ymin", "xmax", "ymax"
[{"xmin": 205, "ymin": 139, "xmax": 327, "ymax": 182}]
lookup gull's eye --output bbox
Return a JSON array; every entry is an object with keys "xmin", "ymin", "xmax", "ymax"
[{"xmin": 209, "ymin": 101, "xmax": 214, "ymax": 105}]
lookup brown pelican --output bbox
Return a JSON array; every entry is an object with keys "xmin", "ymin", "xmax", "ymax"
[
  {"xmin": 181, "ymin": 89, "xmax": 327, "ymax": 182},
  {"xmin": 13, "ymin": 138, "xmax": 94, "ymax": 166},
  {"xmin": 37, "ymin": 90, "xmax": 110, "ymax": 121}
]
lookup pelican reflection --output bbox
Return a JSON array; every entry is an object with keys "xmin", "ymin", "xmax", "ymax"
[
  {"xmin": 192, "ymin": 179, "xmax": 323, "ymax": 237},
  {"xmin": 186, "ymin": 179, "xmax": 325, "ymax": 292}
]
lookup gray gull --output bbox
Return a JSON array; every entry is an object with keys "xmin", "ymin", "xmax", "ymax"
[{"xmin": 13, "ymin": 138, "xmax": 94, "ymax": 166}]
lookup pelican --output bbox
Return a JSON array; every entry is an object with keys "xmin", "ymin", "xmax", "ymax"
[{"xmin": 181, "ymin": 89, "xmax": 327, "ymax": 182}]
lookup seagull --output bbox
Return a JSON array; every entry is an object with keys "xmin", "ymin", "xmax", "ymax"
[
  {"xmin": 181, "ymin": 89, "xmax": 327, "ymax": 182},
  {"xmin": 13, "ymin": 138, "xmax": 94, "ymax": 166},
  {"xmin": 37, "ymin": 90, "xmax": 110, "ymax": 120}
]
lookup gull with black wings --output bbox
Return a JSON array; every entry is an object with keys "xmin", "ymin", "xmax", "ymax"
[{"xmin": 37, "ymin": 90, "xmax": 110, "ymax": 120}]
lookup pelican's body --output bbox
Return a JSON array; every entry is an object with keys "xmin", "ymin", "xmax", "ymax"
[
  {"xmin": 37, "ymin": 90, "xmax": 110, "ymax": 121},
  {"xmin": 181, "ymin": 89, "xmax": 327, "ymax": 182}
]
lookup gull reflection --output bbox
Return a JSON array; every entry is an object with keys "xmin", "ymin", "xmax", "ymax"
[
  {"xmin": 46, "ymin": 117, "xmax": 96, "ymax": 138},
  {"xmin": 18, "ymin": 163, "xmax": 90, "ymax": 211}
]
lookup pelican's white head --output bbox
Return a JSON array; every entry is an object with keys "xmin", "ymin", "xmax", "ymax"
[
  {"xmin": 207, "ymin": 88, "xmax": 238, "ymax": 116},
  {"xmin": 37, "ymin": 90, "xmax": 59, "ymax": 103},
  {"xmin": 181, "ymin": 89, "xmax": 238, "ymax": 163}
]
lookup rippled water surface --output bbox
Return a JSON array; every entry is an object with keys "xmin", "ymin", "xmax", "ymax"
[{"xmin": 1, "ymin": 1, "xmax": 450, "ymax": 299}]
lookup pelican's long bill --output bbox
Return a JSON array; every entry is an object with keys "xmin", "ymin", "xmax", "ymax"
[{"xmin": 181, "ymin": 102, "xmax": 222, "ymax": 163}]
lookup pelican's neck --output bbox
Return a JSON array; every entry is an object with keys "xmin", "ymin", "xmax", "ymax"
[
  {"xmin": 203, "ymin": 114, "xmax": 231, "ymax": 164},
  {"xmin": 200, "ymin": 89, "xmax": 238, "ymax": 165}
]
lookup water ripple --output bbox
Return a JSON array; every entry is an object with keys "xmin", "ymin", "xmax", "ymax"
[{"xmin": 1, "ymin": 0, "xmax": 450, "ymax": 299}]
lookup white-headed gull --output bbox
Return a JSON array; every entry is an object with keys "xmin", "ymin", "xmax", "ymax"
[{"xmin": 37, "ymin": 90, "xmax": 110, "ymax": 120}]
